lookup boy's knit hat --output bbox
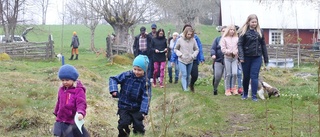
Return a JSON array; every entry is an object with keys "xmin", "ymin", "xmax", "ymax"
[
  {"xmin": 133, "ymin": 55, "xmax": 149, "ymax": 72},
  {"xmin": 58, "ymin": 64, "xmax": 79, "ymax": 81}
]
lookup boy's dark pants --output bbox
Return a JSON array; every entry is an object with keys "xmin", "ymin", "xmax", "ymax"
[{"xmin": 118, "ymin": 109, "xmax": 145, "ymax": 137}]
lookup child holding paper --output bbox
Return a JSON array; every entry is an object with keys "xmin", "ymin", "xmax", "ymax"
[
  {"xmin": 109, "ymin": 55, "xmax": 152, "ymax": 137},
  {"xmin": 53, "ymin": 64, "xmax": 90, "ymax": 137}
]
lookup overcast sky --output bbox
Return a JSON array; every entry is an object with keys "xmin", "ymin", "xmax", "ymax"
[
  {"xmin": 45, "ymin": 0, "xmax": 64, "ymax": 25},
  {"xmin": 221, "ymin": 0, "xmax": 319, "ymax": 29}
]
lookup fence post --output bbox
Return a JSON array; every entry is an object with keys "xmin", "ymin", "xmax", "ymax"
[
  {"xmin": 47, "ymin": 34, "xmax": 54, "ymax": 59},
  {"xmin": 106, "ymin": 35, "xmax": 113, "ymax": 59}
]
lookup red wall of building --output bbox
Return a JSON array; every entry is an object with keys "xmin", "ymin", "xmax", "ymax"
[{"xmin": 263, "ymin": 29, "xmax": 318, "ymax": 45}]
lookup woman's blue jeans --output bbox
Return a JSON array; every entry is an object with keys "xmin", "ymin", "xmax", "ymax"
[
  {"xmin": 241, "ymin": 56, "xmax": 262, "ymax": 100},
  {"xmin": 178, "ymin": 61, "xmax": 193, "ymax": 91},
  {"xmin": 168, "ymin": 60, "xmax": 179, "ymax": 81}
]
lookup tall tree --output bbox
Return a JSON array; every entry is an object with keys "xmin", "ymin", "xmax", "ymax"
[
  {"xmin": 151, "ymin": 0, "xmax": 215, "ymax": 26},
  {"xmin": 93, "ymin": 0, "xmax": 150, "ymax": 45},
  {"xmin": 0, "ymin": 0, "xmax": 26, "ymax": 41}
]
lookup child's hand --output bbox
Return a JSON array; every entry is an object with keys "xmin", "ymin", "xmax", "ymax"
[
  {"xmin": 112, "ymin": 92, "xmax": 118, "ymax": 98},
  {"xmin": 78, "ymin": 113, "xmax": 84, "ymax": 120}
]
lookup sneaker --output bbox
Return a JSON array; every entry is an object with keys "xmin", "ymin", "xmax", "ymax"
[
  {"xmin": 160, "ymin": 85, "xmax": 164, "ymax": 88},
  {"xmin": 232, "ymin": 87, "xmax": 239, "ymax": 95},
  {"xmin": 241, "ymin": 97, "xmax": 248, "ymax": 100},
  {"xmin": 225, "ymin": 89, "xmax": 232, "ymax": 96},
  {"xmin": 238, "ymin": 88, "xmax": 243, "ymax": 95},
  {"xmin": 252, "ymin": 98, "xmax": 258, "ymax": 102},
  {"xmin": 213, "ymin": 90, "xmax": 218, "ymax": 95},
  {"xmin": 174, "ymin": 80, "xmax": 178, "ymax": 84}
]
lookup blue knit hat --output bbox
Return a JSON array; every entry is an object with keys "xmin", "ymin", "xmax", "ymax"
[
  {"xmin": 133, "ymin": 55, "xmax": 149, "ymax": 72},
  {"xmin": 58, "ymin": 64, "xmax": 79, "ymax": 81}
]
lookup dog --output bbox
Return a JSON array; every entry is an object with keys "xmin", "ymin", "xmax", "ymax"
[
  {"xmin": 56, "ymin": 53, "xmax": 62, "ymax": 61},
  {"xmin": 95, "ymin": 48, "xmax": 107, "ymax": 57},
  {"xmin": 248, "ymin": 80, "xmax": 280, "ymax": 100}
]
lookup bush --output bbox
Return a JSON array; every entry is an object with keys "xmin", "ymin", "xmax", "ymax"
[{"xmin": 0, "ymin": 53, "xmax": 11, "ymax": 61}]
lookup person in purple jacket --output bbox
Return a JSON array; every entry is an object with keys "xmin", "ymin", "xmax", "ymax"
[{"xmin": 53, "ymin": 64, "xmax": 89, "ymax": 137}]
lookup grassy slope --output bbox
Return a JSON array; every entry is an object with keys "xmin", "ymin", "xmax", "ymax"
[{"xmin": 0, "ymin": 25, "xmax": 319, "ymax": 136}]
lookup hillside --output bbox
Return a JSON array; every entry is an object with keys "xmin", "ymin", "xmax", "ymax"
[
  {"xmin": 0, "ymin": 24, "xmax": 319, "ymax": 136},
  {"xmin": 0, "ymin": 51, "xmax": 318, "ymax": 136}
]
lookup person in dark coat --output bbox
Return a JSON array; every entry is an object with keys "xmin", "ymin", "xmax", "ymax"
[
  {"xmin": 211, "ymin": 26, "xmax": 227, "ymax": 95},
  {"xmin": 151, "ymin": 28, "xmax": 167, "ymax": 88},
  {"xmin": 133, "ymin": 26, "xmax": 153, "ymax": 81},
  {"xmin": 69, "ymin": 31, "xmax": 80, "ymax": 60},
  {"xmin": 238, "ymin": 14, "xmax": 269, "ymax": 101}
]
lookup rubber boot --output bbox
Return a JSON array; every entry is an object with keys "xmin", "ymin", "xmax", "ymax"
[
  {"xmin": 213, "ymin": 89, "xmax": 218, "ymax": 95},
  {"xmin": 74, "ymin": 54, "xmax": 78, "ymax": 60},
  {"xmin": 69, "ymin": 55, "xmax": 74, "ymax": 60}
]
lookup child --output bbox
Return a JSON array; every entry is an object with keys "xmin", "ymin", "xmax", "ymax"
[
  {"xmin": 53, "ymin": 64, "xmax": 90, "ymax": 137},
  {"xmin": 109, "ymin": 55, "xmax": 152, "ymax": 137},
  {"xmin": 220, "ymin": 24, "xmax": 239, "ymax": 96}
]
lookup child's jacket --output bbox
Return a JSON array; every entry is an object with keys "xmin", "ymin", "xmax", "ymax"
[
  {"xmin": 54, "ymin": 80, "xmax": 87, "ymax": 124},
  {"xmin": 109, "ymin": 70, "xmax": 152, "ymax": 115}
]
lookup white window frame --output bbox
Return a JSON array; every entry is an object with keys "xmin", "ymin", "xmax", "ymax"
[{"xmin": 269, "ymin": 30, "xmax": 283, "ymax": 45}]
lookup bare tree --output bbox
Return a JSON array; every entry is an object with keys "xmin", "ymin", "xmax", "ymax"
[
  {"xmin": 152, "ymin": 0, "xmax": 215, "ymax": 26},
  {"xmin": 93, "ymin": 0, "xmax": 150, "ymax": 45},
  {"xmin": 32, "ymin": 0, "xmax": 50, "ymax": 25},
  {"xmin": 67, "ymin": 0, "xmax": 102, "ymax": 52},
  {"xmin": 0, "ymin": 0, "xmax": 26, "ymax": 41}
]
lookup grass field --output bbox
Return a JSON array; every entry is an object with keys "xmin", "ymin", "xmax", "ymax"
[{"xmin": 0, "ymin": 24, "xmax": 319, "ymax": 136}]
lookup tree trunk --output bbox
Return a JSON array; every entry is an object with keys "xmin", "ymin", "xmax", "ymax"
[
  {"xmin": 111, "ymin": 24, "xmax": 130, "ymax": 45},
  {"xmin": 90, "ymin": 29, "xmax": 95, "ymax": 52}
]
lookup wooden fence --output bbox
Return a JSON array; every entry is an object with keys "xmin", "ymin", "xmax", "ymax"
[
  {"xmin": 0, "ymin": 35, "xmax": 54, "ymax": 60},
  {"xmin": 202, "ymin": 44, "xmax": 320, "ymax": 63}
]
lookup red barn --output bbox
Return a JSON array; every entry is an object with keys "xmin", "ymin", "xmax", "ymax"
[{"xmin": 220, "ymin": 0, "xmax": 319, "ymax": 45}]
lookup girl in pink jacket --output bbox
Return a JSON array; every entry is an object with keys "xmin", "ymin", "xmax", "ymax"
[
  {"xmin": 220, "ymin": 25, "xmax": 239, "ymax": 96},
  {"xmin": 53, "ymin": 64, "xmax": 89, "ymax": 137}
]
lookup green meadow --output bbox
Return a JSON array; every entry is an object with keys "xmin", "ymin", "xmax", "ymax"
[{"xmin": 0, "ymin": 24, "xmax": 319, "ymax": 136}]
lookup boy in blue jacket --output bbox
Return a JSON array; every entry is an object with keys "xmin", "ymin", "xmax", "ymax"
[{"xmin": 109, "ymin": 55, "xmax": 152, "ymax": 137}]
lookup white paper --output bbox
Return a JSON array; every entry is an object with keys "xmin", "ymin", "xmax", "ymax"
[{"xmin": 74, "ymin": 112, "xmax": 85, "ymax": 134}]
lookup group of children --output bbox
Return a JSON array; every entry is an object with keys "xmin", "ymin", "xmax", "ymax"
[
  {"xmin": 53, "ymin": 54, "xmax": 150, "ymax": 137},
  {"xmin": 52, "ymin": 13, "xmax": 268, "ymax": 137},
  {"xmin": 211, "ymin": 14, "xmax": 269, "ymax": 102}
]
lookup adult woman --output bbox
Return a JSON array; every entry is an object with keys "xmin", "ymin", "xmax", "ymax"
[
  {"xmin": 174, "ymin": 28, "xmax": 199, "ymax": 91},
  {"xmin": 211, "ymin": 26, "xmax": 226, "ymax": 95},
  {"xmin": 167, "ymin": 32, "xmax": 179, "ymax": 83},
  {"xmin": 151, "ymin": 28, "xmax": 167, "ymax": 88},
  {"xmin": 238, "ymin": 14, "xmax": 269, "ymax": 101}
]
